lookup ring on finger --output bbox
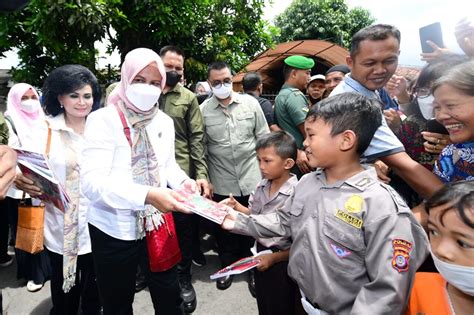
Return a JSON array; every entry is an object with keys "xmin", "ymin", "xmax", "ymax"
[{"xmin": 436, "ymin": 139, "xmax": 441, "ymax": 144}]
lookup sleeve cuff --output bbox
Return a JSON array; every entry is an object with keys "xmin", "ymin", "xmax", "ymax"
[
  {"xmin": 232, "ymin": 212, "xmax": 251, "ymax": 235},
  {"xmin": 130, "ymin": 184, "xmax": 152, "ymax": 210}
]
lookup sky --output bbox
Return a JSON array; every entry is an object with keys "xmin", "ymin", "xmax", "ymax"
[{"xmin": 1, "ymin": 0, "xmax": 473, "ymax": 69}]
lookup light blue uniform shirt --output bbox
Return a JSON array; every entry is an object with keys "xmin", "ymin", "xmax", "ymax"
[{"xmin": 330, "ymin": 74, "xmax": 404, "ymax": 161}]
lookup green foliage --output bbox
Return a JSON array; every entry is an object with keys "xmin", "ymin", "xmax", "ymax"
[
  {"xmin": 0, "ymin": 0, "xmax": 110, "ymax": 87},
  {"xmin": 0, "ymin": 0, "xmax": 273, "ymax": 88},
  {"xmin": 274, "ymin": 0, "xmax": 375, "ymax": 49},
  {"xmin": 107, "ymin": 0, "xmax": 273, "ymax": 85}
]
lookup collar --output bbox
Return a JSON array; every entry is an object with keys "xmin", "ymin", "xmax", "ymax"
[
  {"xmin": 316, "ymin": 165, "xmax": 378, "ymax": 192},
  {"xmin": 281, "ymin": 83, "xmax": 299, "ymax": 90},
  {"xmin": 246, "ymin": 91, "xmax": 258, "ymax": 98},
  {"xmin": 257, "ymin": 174, "xmax": 298, "ymax": 196},
  {"xmin": 343, "ymin": 74, "xmax": 378, "ymax": 99},
  {"xmin": 210, "ymin": 91, "xmax": 241, "ymax": 109},
  {"xmin": 46, "ymin": 113, "xmax": 74, "ymax": 132},
  {"xmin": 164, "ymin": 83, "xmax": 182, "ymax": 95}
]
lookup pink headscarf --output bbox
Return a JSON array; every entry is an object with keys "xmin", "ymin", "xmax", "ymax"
[
  {"xmin": 5, "ymin": 83, "xmax": 44, "ymax": 123},
  {"xmin": 108, "ymin": 48, "xmax": 167, "ymax": 110}
]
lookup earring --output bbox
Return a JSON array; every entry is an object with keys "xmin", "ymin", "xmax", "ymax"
[{"xmin": 60, "ymin": 104, "xmax": 64, "ymax": 108}]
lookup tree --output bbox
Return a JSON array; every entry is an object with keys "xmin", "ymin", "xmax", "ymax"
[
  {"xmin": 274, "ymin": 0, "xmax": 375, "ymax": 49},
  {"xmin": 0, "ymin": 0, "xmax": 274, "ymax": 87},
  {"xmin": 0, "ymin": 0, "xmax": 110, "ymax": 87},
  {"xmin": 103, "ymin": 0, "xmax": 276, "ymax": 85}
]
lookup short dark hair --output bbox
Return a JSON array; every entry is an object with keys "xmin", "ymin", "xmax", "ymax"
[
  {"xmin": 159, "ymin": 45, "xmax": 185, "ymax": 59},
  {"xmin": 306, "ymin": 93, "xmax": 382, "ymax": 155},
  {"xmin": 207, "ymin": 61, "xmax": 231, "ymax": 79},
  {"xmin": 256, "ymin": 131, "xmax": 297, "ymax": 161},
  {"xmin": 350, "ymin": 24, "xmax": 400, "ymax": 57},
  {"xmin": 282, "ymin": 64, "xmax": 294, "ymax": 81},
  {"xmin": 425, "ymin": 181, "xmax": 474, "ymax": 228},
  {"xmin": 242, "ymin": 72, "xmax": 262, "ymax": 92},
  {"xmin": 42, "ymin": 64, "xmax": 101, "ymax": 117}
]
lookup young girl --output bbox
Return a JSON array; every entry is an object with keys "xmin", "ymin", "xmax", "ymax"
[{"xmin": 406, "ymin": 180, "xmax": 474, "ymax": 315}]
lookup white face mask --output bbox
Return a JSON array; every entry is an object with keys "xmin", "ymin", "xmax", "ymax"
[
  {"xmin": 432, "ymin": 252, "xmax": 474, "ymax": 296},
  {"xmin": 417, "ymin": 95, "xmax": 435, "ymax": 120},
  {"xmin": 211, "ymin": 84, "xmax": 232, "ymax": 99},
  {"xmin": 20, "ymin": 99, "xmax": 41, "ymax": 113},
  {"xmin": 125, "ymin": 83, "xmax": 161, "ymax": 112}
]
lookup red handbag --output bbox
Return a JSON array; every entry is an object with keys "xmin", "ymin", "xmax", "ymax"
[
  {"xmin": 115, "ymin": 104, "xmax": 181, "ymax": 272},
  {"xmin": 145, "ymin": 213, "xmax": 181, "ymax": 272}
]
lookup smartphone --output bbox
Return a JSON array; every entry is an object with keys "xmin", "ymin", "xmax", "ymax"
[
  {"xmin": 419, "ymin": 22, "xmax": 444, "ymax": 53},
  {"xmin": 426, "ymin": 118, "xmax": 449, "ymax": 136}
]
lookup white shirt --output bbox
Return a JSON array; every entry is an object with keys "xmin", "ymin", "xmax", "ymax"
[
  {"xmin": 6, "ymin": 117, "xmax": 49, "ymax": 199},
  {"xmin": 82, "ymin": 105, "xmax": 188, "ymax": 241},
  {"xmin": 43, "ymin": 114, "xmax": 91, "ymax": 255}
]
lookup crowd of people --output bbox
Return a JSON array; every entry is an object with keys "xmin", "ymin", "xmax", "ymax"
[{"xmin": 0, "ymin": 20, "xmax": 473, "ymax": 315}]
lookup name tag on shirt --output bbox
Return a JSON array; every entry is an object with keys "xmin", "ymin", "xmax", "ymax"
[{"xmin": 335, "ymin": 209, "xmax": 363, "ymax": 229}]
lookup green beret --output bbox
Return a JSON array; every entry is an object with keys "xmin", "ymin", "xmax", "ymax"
[{"xmin": 284, "ymin": 55, "xmax": 315, "ymax": 70}]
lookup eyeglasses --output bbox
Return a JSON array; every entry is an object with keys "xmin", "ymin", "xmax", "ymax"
[
  {"xmin": 210, "ymin": 78, "xmax": 232, "ymax": 88},
  {"xmin": 415, "ymin": 87, "xmax": 431, "ymax": 99}
]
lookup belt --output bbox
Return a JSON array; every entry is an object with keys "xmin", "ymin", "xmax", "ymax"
[{"xmin": 300, "ymin": 289, "xmax": 328, "ymax": 315}]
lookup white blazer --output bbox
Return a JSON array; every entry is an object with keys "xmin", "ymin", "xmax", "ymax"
[{"xmin": 81, "ymin": 105, "xmax": 188, "ymax": 241}]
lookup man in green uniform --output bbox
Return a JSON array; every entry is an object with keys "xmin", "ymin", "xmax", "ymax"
[{"xmin": 274, "ymin": 55, "xmax": 313, "ymax": 177}]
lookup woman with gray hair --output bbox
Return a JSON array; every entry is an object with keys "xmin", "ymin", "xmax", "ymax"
[{"xmin": 431, "ymin": 60, "xmax": 474, "ymax": 182}]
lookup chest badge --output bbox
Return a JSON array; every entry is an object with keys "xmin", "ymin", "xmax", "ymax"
[
  {"xmin": 344, "ymin": 194, "xmax": 364, "ymax": 213},
  {"xmin": 330, "ymin": 242, "xmax": 352, "ymax": 258}
]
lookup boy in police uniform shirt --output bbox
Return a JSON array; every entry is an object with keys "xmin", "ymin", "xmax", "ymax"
[
  {"xmin": 221, "ymin": 131, "xmax": 301, "ymax": 315},
  {"xmin": 222, "ymin": 92, "xmax": 429, "ymax": 314}
]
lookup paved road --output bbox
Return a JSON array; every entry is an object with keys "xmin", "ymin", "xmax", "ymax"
[{"xmin": 1, "ymin": 238, "xmax": 258, "ymax": 315}]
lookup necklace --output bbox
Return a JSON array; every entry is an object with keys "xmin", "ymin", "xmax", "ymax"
[{"xmin": 446, "ymin": 283, "xmax": 456, "ymax": 315}]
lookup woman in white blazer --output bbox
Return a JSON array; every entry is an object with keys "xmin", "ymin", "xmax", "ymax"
[
  {"xmin": 81, "ymin": 48, "xmax": 195, "ymax": 315},
  {"xmin": 15, "ymin": 65, "xmax": 102, "ymax": 314}
]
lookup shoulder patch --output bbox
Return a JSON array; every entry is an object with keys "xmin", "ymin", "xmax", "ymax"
[
  {"xmin": 392, "ymin": 238, "xmax": 413, "ymax": 273},
  {"xmin": 354, "ymin": 176, "xmax": 372, "ymax": 189}
]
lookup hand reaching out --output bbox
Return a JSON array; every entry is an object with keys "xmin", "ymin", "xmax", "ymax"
[
  {"xmin": 386, "ymin": 75, "xmax": 410, "ymax": 103},
  {"xmin": 145, "ymin": 187, "xmax": 192, "ymax": 214},
  {"xmin": 0, "ymin": 146, "xmax": 17, "ymax": 199},
  {"xmin": 219, "ymin": 193, "xmax": 250, "ymax": 214},
  {"xmin": 455, "ymin": 18, "xmax": 474, "ymax": 57},
  {"xmin": 420, "ymin": 40, "xmax": 453, "ymax": 63},
  {"xmin": 221, "ymin": 207, "xmax": 238, "ymax": 230}
]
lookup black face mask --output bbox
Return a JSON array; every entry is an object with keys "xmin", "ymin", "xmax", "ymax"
[{"xmin": 166, "ymin": 71, "xmax": 182, "ymax": 87}]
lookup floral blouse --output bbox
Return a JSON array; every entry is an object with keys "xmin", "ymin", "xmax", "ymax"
[{"xmin": 434, "ymin": 141, "xmax": 474, "ymax": 183}]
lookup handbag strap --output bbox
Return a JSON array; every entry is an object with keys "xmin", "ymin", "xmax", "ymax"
[
  {"xmin": 114, "ymin": 104, "xmax": 132, "ymax": 148},
  {"xmin": 4, "ymin": 115, "xmax": 17, "ymax": 137}
]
